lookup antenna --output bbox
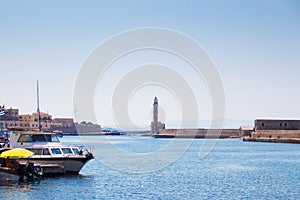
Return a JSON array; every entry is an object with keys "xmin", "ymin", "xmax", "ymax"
[{"xmin": 37, "ymin": 80, "xmax": 41, "ymax": 131}]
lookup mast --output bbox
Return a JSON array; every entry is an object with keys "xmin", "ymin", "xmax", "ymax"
[{"xmin": 37, "ymin": 80, "xmax": 41, "ymax": 131}]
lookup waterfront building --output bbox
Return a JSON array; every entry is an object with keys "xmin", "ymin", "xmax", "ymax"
[
  {"xmin": 0, "ymin": 105, "xmax": 102, "ymax": 134},
  {"xmin": 243, "ymin": 119, "xmax": 300, "ymax": 143},
  {"xmin": 0, "ymin": 109, "xmax": 52, "ymax": 132},
  {"xmin": 51, "ymin": 118, "xmax": 77, "ymax": 133},
  {"xmin": 239, "ymin": 126, "xmax": 254, "ymax": 136},
  {"xmin": 19, "ymin": 114, "xmax": 35, "ymax": 122},
  {"xmin": 0, "ymin": 108, "xmax": 19, "ymax": 121},
  {"xmin": 0, "ymin": 118, "xmax": 52, "ymax": 132},
  {"xmin": 32, "ymin": 112, "xmax": 52, "ymax": 122},
  {"xmin": 254, "ymin": 119, "xmax": 300, "ymax": 130}
]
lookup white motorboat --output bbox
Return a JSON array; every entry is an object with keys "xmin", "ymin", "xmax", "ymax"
[
  {"xmin": 0, "ymin": 81, "xmax": 94, "ymax": 176},
  {"xmin": 3, "ymin": 130, "xmax": 93, "ymax": 175}
]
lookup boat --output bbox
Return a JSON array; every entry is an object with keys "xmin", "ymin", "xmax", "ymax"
[
  {"xmin": 0, "ymin": 160, "xmax": 43, "ymax": 182},
  {"xmin": 4, "ymin": 130, "xmax": 94, "ymax": 175},
  {"xmin": 0, "ymin": 148, "xmax": 43, "ymax": 181},
  {"xmin": 100, "ymin": 129, "xmax": 121, "ymax": 136},
  {"xmin": 0, "ymin": 81, "xmax": 94, "ymax": 176}
]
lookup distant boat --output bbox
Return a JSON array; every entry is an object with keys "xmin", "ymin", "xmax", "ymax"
[{"xmin": 101, "ymin": 129, "xmax": 121, "ymax": 136}]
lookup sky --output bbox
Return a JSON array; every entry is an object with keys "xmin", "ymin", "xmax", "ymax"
[{"xmin": 0, "ymin": 0, "xmax": 299, "ymax": 129}]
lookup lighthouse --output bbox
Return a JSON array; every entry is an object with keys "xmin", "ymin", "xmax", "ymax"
[
  {"xmin": 153, "ymin": 97, "xmax": 158, "ymax": 130},
  {"xmin": 150, "ymin": 97, "xmax": 165, "ymax": 135}
]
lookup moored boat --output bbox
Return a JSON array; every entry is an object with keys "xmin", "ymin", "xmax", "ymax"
[
  {"xmin": 0, "ymin": 148, "xmax": 43, "ymax": 181},
  {"xmin": 2, "ymin": 130, "xmax": 93, "ymax": 175},
  {"xmin": 0, "ymin": 81, "xmax": 94, "ymax": 176}
]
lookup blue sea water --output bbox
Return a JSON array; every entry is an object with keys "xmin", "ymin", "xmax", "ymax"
[{"xmin": 0, "ymin": 136, "xmax": 299, "ymax": 199}]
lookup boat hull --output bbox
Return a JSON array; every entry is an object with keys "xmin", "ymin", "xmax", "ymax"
[
  {"xmin": 18, "ymin": 156, "xmax": 93, "ymax": 175},
  {"xmin": 0, "ymin": 165, "xmax": 41, "ymax": 182}
]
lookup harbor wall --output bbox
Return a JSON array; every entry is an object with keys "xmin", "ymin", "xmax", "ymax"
[
  {"xmin": 243, "ymin": 119, "xmax": 300, "ymax": 144},
  {"xmin": 250, "ymin": 130, "xmax": 300, "ymax": 139},
  {"xmin": 244, "ymin": 130, "xmax": 300, "ymax": 143},
  {"xmin": 158, "ymin": 128, "xmax": 241, "ymax": 138}
]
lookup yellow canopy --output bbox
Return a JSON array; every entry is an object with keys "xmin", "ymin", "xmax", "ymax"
[{"xmin": 0, "ymin": 148, "xmax": 34, "ymax": 159}]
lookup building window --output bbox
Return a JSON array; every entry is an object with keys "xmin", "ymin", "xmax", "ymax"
[
  {"xmin": 280, "ymin": 123, "xmax": 282, "ymax": 127},
  {"xmin": 284, "ymin": 123, "xmax": 287, "ymax": 127},
  {"xmin": 262, "ymin": 123, "xmax": 264, "ymax": 127}
]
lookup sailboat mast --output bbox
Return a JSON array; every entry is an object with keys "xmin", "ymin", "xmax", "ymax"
[{"xmin": 37, "ymin": 80, "xmax": 41, "ymax": 131}]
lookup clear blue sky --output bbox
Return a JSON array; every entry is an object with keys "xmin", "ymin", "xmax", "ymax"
[{"xmin": 0, "ymin": 0, "xmax": 299, "ymax": 128}]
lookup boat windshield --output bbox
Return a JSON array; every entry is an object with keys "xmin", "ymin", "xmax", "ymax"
[
  {"xmin": 45, "ymin": 135, "xmax": 60, "ymax": 142},
  {"xmin": 32, "ymin": 135, "xmax": 46, "ymax": 142},
  {"xmin": 18, "ymin": 134, "xmax": 60, "ymax": 143}
]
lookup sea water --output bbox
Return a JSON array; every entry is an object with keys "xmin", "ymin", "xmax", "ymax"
[{"xmin": 0, "ymin": 135, "xmax": 299, "ymax": 199}]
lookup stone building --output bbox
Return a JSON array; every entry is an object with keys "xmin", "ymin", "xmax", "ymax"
[
  {"xmin": 0, "ymin": 117, "xmax": 52, "ymax": 132},
  {"xmin": 32, "ymin": 112, "xmax": 52, "ymax": 122},
  {"xmin": 240, "ymin": 126, "xmax": 254, "ymax": 136},
  {"xmin": 255, "ymin": 119, "xmax": 300, "ymax": 130},
  {"xmin": 51, "ymin": 118, "xmax": 77, "ymax": 133},
  {"xmin": 75, "ymin": 122, "xmax": 101, "ymax": 134},
  {"xmin": 0, "ymin": 106, "xmax": 102, "ymax": 134},
  {"xmin": 19, "ymin": 114, "xmax": 35, "ymax": 122},
  {"xmin": 0, "ymin": 109, "xmax": 52, "ymax": 132},
  {"xmin": 0, "ymin": 108, "xmax": 19, "ymax": 121},
  {"xmin": 243, "ymin": 119, "xmax": 300, "ymax": 143}
]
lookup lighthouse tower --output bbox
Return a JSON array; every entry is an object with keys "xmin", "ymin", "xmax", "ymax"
[
  {"xmin": 151, "ymin": 97, "xmax": 165, "ymax": 135},
  {"xmin": 153, "ymin": 97, "xmax": 158, "ymax": 133}
]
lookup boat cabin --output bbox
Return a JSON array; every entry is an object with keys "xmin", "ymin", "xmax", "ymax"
[
  {"xmin": 9, "ymin": 131, "xmax": 83, "ymax": 157},
  {"xmin": 10, "ymin": 131, "xmax": 61, "ymax": 148},
  {"xmin": 28, "ymin": 147, "xmax": 81, "ymax": 156}
]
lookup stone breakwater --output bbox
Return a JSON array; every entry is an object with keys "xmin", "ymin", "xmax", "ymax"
[
  {"xmin": 153, "ymin": 128, "xmax": 241, "ymax": 138},
  {"xmin": 243, "ymin": 130, "xmax": 300, "ymax": 144},
  {"xmin": 243, "ymin": 137, "xmax": 300, "ymax": 144}
]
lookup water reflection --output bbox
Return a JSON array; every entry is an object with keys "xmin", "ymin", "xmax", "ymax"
[{"xmin": 0, "ymin": 179, "xmax": 41, "ymax": 199}]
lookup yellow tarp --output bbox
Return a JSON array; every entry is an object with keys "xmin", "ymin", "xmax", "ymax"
[{"xmin": 0, "ymin": 148, "xmax": 34, "ymax": 159}]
